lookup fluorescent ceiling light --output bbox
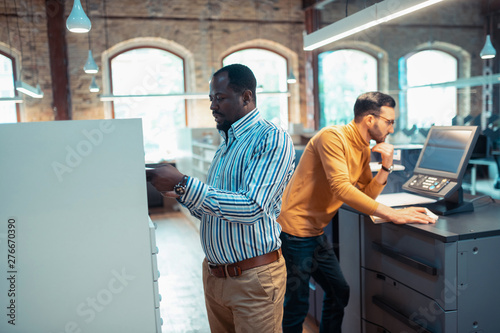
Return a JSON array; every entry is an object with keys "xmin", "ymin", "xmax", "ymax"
[
  {"xmin": 0, "ymin": 97, "xmax": 23, "ymax": 104},
  {"xmin": 404, "ymin": 73, "xmax": 500, "ymax": 89},
  {"xmin": 303, "ymin": 0, "xmax": 444, "ymax": 51},
  {"xmin": 15, "ymin": 81, "xmax": 44, "ymax": 98},
  {"xmin": 99, "ymin": 91, "xmax": 290, "ymax": 102},
  {"xmin": 66, "ymin": 0, "xmax": 91, "ymax": 33}
]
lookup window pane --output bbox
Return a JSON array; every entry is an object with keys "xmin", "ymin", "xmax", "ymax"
[
  {"xmin": 111, "ymin": 48, "xmax": 185, "ymax": 162},
  {"xmin": 0, "ymin": 54, "xmax": 17, "ymax": 123},
  {"xmin": 406, "ymin": 50, "xmax": 457, "ymax": 128},
  {"xmin": 223, "ymin": 49, "xmax": 288, "ymax": 129},
  {"xmin": 319, "ymin": 50, "xmax": 377, "ymax": 128}
]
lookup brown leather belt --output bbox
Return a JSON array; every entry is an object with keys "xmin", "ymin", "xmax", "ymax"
[{"xmin": 208, "ymin": 248, "xmax": 282, "ymax": 278}]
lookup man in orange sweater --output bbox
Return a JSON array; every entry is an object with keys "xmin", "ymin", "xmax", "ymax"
[{"xmin": 278, "ymin": 92, "xmax": 436, "ymax": 333}]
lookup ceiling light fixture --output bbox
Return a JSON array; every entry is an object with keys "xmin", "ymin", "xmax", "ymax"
[
  {"xmin": 84, "ymin": 50, "xmax": 99, "ymax": 73},
  {"xmin": 287, "ymin": 70, "xmax": 297, "ymax": 84},
  {"xmin": 303, "ymin": 0, "xmax": 444, "ymax": 51},
  {"xmin": 13, "ymin": 0, "xmax": 43, "ymax": 99},
  {"xmin": 15, "ymin": 81, "xmax": 44, "ymax": 98},
  {"xmin": 480, "ymin": 35, "xmax": 497, "ymax": 59},
  {"xmin": 287, "ymin": 0, "xmax": 297, "ymax": 84},
  {"xmin": 83, "ymin": 0, "xmax": 98, "ymax": 73},
  {"xmin": 89, "ymin": 76, "xmax": 100, "ymax": 92},
  {"xmin": 481, "ymin": 0, "xmax": 496, "ymax": 59},
  {"xmin": 66, "ymin": 0, "xmax": 91, "ymax": 33}
]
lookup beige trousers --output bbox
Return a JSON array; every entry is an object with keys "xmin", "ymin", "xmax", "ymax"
[{"xmin": 202, "ymin": 255, "xmax": 287, "ymax": 333}]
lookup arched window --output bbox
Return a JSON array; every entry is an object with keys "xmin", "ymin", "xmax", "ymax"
[
  {"xmin": 318, "ymin": 49, "xmax": 378, "ymax": 128},
  {"xmin": 223, "ymin": 48, "xmax": 289, "ymax": 129},
  {"xmin": 0, "ymin": 52, "xmax": 18, "ymax": 123},
  {"xmin": 402, "ymin": 50, "xmax": 457, "ymax": 129},
  {"xmin": 110, "ymin": 47, "xmax": 186, "ymax": 163}
]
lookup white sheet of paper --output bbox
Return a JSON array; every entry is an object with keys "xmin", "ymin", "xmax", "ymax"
[{"xmin": 375, "ymin": 192, "xmax": 437, "ymax": 207}]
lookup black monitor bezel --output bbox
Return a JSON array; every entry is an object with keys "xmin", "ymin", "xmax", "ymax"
[{"xmin": 412, "ymin": 125, "xmax": 479, "ymax": 182}]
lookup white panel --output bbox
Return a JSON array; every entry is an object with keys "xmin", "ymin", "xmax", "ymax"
[{"xmin": 0, "ymin": 119, "xmax": 158, "ymax": 333}]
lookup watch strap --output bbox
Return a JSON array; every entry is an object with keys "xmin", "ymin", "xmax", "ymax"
[{"xmin": 381, "ymin": 165, "xmax": 393, "ymax": 173}]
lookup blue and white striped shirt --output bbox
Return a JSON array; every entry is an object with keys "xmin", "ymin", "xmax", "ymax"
[{"xmin": 179, "ymin": 109, "xmax": 295, "ymax": 264}]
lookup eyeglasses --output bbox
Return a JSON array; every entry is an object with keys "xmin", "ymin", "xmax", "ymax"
[{"xmin": 371, "ymin": 114, "xmax": 395, "ymax": 126}]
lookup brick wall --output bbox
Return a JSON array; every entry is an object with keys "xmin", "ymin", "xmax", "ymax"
[{"xmin": 0, "ymin": 0, "xmax": 495, "ymax": 130}]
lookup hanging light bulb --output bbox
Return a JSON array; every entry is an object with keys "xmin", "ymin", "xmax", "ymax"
[
  {"xmin": 89, "ymin": 76, "xmax": 100, "ymax": 92},
  {"xmin": 287, "ymin": 69, "xmax": 297, "ymax": 84},
  {"xmin": 480, "ymin": 35, "xmax": 496, "ymax": 59},
  {"xmin": 84, "ymin": 50, "xmax": 99, "ymax": 74},
  {"xmin": 66, "ymin": 0, "xmax": 91, "ymax": 33}
]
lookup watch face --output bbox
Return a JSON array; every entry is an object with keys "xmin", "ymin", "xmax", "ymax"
[{"xmin": 174, "ymin": 186, "xmax": 186, "ymax": 195}]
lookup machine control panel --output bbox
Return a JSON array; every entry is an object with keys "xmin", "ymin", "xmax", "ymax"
[{"xmin": 407, "ymin": 174, "xmax": 450, "ymax": 193}]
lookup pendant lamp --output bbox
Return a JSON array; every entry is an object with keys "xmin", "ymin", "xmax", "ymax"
[
  {"xmin": 480, "ymin": 35, "xmax": 496, "ymax": 60},
  {"xmin": 66, "ymin": 0, "xmax": 91, "ymax": 33},
  {"xmin": 287, "ymin": 70, "xmax": 297, "ymax": 84},
  {"xmin": 89, "ymin": 76, "xmax": 100, "ymax": 92},
  {"xmin": 84, "ymin": 50, "xmax": 99, "ymax": 74}
]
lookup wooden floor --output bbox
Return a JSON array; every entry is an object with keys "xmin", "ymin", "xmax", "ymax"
[{"xmin": 150, "ymin": 206, "xmax": 319, "ymax": 333}]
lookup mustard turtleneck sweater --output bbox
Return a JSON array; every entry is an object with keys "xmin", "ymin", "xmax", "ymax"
[{"xmin": 278, "ymin": 120, "xmax": 385, "ymax": 237}]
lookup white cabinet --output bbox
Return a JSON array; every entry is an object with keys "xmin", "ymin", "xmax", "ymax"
[{"xmin": 0, "ymin": 119, "xmax": 161, "ymax": 333}]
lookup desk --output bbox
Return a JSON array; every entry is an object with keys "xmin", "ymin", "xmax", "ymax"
[{"xmin": 339, "ymin": 198, "xmax": 500, "ymax": 332}]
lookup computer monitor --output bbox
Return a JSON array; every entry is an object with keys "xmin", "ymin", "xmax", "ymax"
[{"xmin": 402, "ymin": 125, "xmax": 479, "ymax": 215}]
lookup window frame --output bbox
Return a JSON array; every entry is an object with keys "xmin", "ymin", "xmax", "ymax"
[
  {"xmin": 0, "ymin": 50, "xmax": 21, "ymax": 123},
  {"xmin": 400, "ymin": 48, "xmax": 460, "ymax": 130},
  {"xmin": 108, "ymin": 45, "xmax": 188, "ymax": 125},
  {"xmin": 317, "ymin": 47, "xmax": 379, "ymax": 128},
  {"xmin": 221, "ymin": 46, "xmax": 292, "ymax": 129}
]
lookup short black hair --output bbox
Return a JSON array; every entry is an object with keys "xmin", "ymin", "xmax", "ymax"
[
  {"xmin": 353, "ymin": 92, "xmax": 396, "ymax": 122},
  {"xmin": 213, "ymin": 64, "xmax": 257, "ymax": 103}
]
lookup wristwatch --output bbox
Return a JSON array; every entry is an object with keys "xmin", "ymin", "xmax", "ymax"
[
  {"xmin": 381, "ymin": 165, "xmax": 394, "ymax": 173},
  {"xmin": 173, "ymin": 175, "xmax": 189, "ymax": 196}
]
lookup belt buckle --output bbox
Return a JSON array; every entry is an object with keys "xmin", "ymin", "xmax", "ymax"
[{"xmin": 225, "ymin": 264, "xmax": 242, "ymax": 277}]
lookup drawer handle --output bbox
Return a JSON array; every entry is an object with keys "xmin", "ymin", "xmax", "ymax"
[
  {"xmin": 372, "ymin": 295, "xmax": 434, "ymax": 333},
  {"xmin": 372, "ymin": 242, "xmax": 437, "ymax": 276}
]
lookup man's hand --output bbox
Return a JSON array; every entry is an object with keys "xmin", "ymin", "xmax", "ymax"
[
  {"xmin": 375, "ymin": 204, "xmax": 437, "ymax": 225},
  {"xmin": 388, "ymin": 206, "xmax": 437, "ymax": 225},
  {"xmin": 371, "ymin": 142, "xmax": 394, "ymax": 169},
  {"xmin": 146, "ymin": 164, "xmax": 185, "ymax": 194}
]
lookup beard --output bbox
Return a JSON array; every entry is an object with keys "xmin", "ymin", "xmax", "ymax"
[
  {"xmin": 216, "ymin": 119, "xmax": 232, "ymax": 133},
  {"xmin": 368, "ymin": 123, "xmax": 386, "ymax": 143}
]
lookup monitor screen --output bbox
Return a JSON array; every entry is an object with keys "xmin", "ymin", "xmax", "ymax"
[
  {"xmin": 416, "ymin": 129, "xmax": 475, "ymax": 175},
  {"xmin": 402, "ymin": 125, "xmax": 479, "ymax": 211},
  {"xmin": 412, "ymin": 126, "xmax": 479, "ymax": 181}
]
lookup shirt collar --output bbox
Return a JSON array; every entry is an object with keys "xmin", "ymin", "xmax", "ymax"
[{"xmin": 219, "ymin": 108, "xmax": 261, "ymax": 141}]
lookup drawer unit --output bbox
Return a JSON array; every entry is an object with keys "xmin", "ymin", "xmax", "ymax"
[
  {"xmin": 339, "ymin": 202, "xmax": 500, "ymax": 333},
  {"xmin": 361, "ymin": 218, "xmax": 458, "ymax": 310},
  {"xmin": 362, "ymin": 269, "xmax": 457, "ymax": 333}
]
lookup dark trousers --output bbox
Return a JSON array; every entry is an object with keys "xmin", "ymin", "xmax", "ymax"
[{"xmin": 280, "ymin": 231, "xmax": 350, "ymax": 333}]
